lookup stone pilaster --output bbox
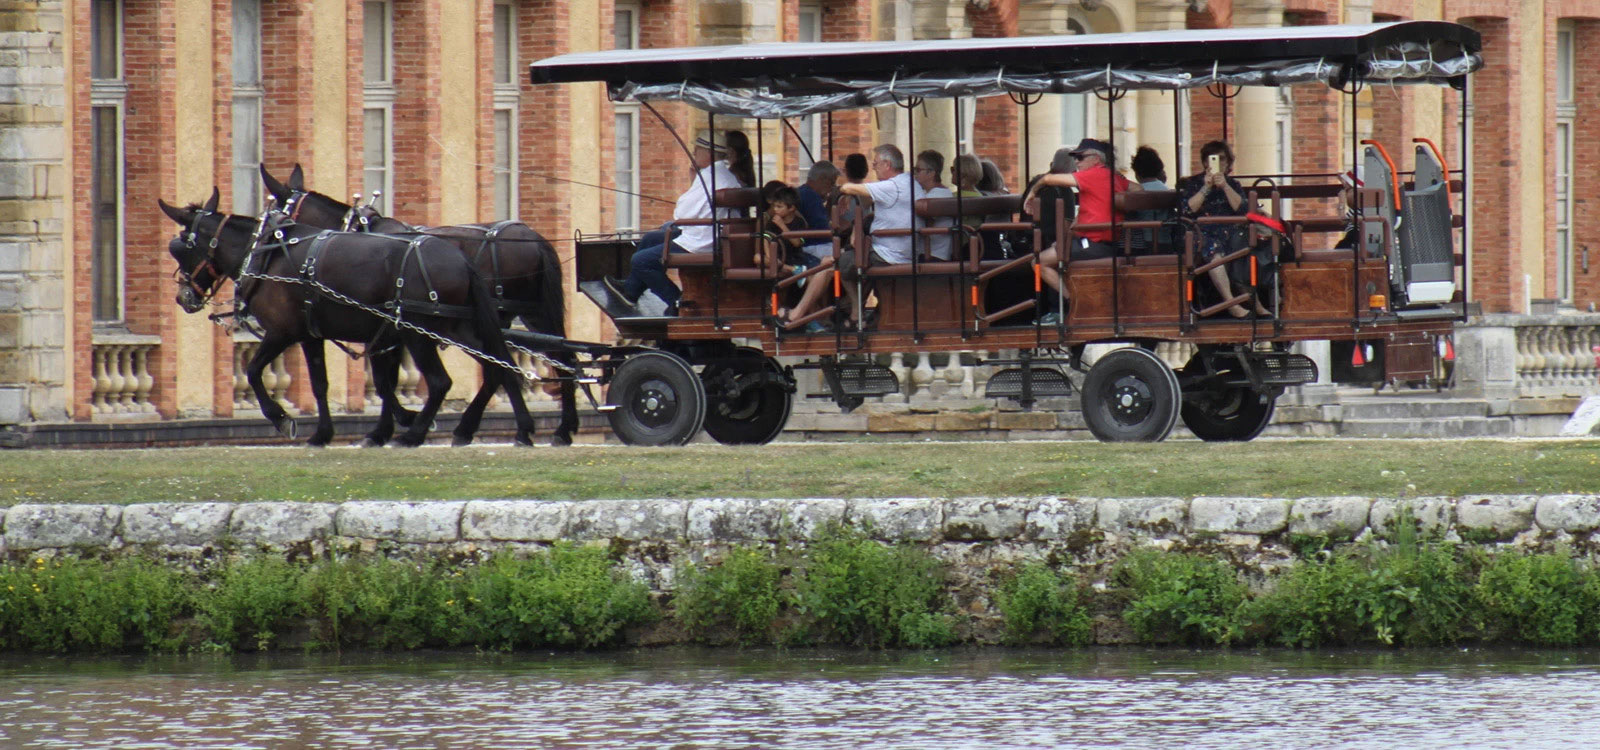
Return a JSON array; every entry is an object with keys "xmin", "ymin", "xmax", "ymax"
[{"xmin": 0, "ymin": 1, "xmax": 69, "ymax": 424}]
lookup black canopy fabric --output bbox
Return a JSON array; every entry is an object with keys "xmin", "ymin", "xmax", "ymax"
[{"xmin": 529, "ymin": 22, "xmax": 1482, "ymax": 119}]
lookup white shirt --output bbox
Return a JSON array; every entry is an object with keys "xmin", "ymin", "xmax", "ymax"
[
  {"xmin": 921, "ymin": 185, "xmax": 955, "ymax": 260},
  {"xmin": 865, "ymin": 171, "xmax": 916, "ymax": 264},
  {"xmin": 673, "ymin": 160, "xmax": 742, "ymax": 254}
]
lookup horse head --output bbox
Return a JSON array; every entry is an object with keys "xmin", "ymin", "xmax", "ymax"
[
  {"xmin": 259, "ymin": 162, "xmax": 352, "ymax": 230},
  {"xmin": 158, "ymin": 189, "xmax": 250, "ymax": 313}
]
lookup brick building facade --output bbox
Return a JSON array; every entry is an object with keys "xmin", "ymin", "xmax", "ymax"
[{"xmin": 1, "ymin": 0, "xmax": 1596, "ymax": 428}]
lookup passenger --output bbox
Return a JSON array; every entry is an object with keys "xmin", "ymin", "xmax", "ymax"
[
  {"xmin": 842, "ymin": 153, "xmax": 870, "ymax": 184},
  {"xmin": 795, "ymin": 161, "xmax": 839, "ymax": 265},
  {"xmin": 760, "ymin": 179, "xmax": 788, "ymax": 207},
  {"xmin": 832, "ymin": 143, "xmax": 918, "ymax": 327},
  {"xmin": 1178, "ymin": 140, "xmax": 1268, "ymax": 317},
  {"xmin": 1128, "ymin": 145, "xmax": 1174, "ymax": 255},
  {"xmin": 762, "ymin": 185, "xmax": 811, "ymax": 275},
  {"xmin": 1334, "ymin": 169, "xmax": 1363, "ymax": 251},
  {"xmin": 725, "ymin": 130, "xmax": 757, "ymax": 188},
  {"xmin": 1018, "ymin": 147, "xmax": 1078, "ymax": 257},
  {"xmin": 913, "ymin": 149, "xmax": 956, "ymax": 261},
  {"xmin": 603, "ymin": 131, "xmax": 740, "ymax": 316},
  {"xmin": 977, "ymin": 158, "xmax": 1009, "ymax": 195},
  {"xmin": 952, "ymin": 154, "xmax": 985, "ymax": 228},
  {"xmin": 1021, "ymin": 138, "xmax": 1141, "ymax": 325}
]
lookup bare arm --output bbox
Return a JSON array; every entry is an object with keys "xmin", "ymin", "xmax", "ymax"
[{"xmin": 838, "ymin": 182, "xmax": 873, "ymax": 201}]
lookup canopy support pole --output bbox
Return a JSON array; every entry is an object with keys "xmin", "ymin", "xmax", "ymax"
[
  {"xmin": 1096, "ymin": 85, "xmax": 1129, "ymax": 337},
  {"xmin": 955, "ymin": 96, "xmax": 969, "ymax": 339},
  {"xmin": 710, "ymin": 110, "xmax": 722, "ymax": 324}
]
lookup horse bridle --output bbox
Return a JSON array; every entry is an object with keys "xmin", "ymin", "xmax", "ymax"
[{"xmin": 172, "ymin": 207, "xmax": 230, "ymax": 304}]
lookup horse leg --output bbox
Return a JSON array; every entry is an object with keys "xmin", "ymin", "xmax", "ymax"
[
  {"xmin": 362, "ymin": 348, "xmax": 403, "ymax": 447},
  {"xmin": 493, "ymin": 356, "xmax": 538, "ymax": 448},
  {"xmin": 553, "ymin": 353, "xmax": 578, "ymax": 447},
  {"xmin": 451, "ymin": 363, "xmax": 500, "ymax": 447},
  {"xmin": 246, "ymin": 337, "xmax": 298, "ymax": 438},
  {"xmin": 393, "ymin": 342, "xmax": 451, "ymax": 448},
  {"xmin": 299, "ymin": 340, "xmax": 335, "ymax": 447}
]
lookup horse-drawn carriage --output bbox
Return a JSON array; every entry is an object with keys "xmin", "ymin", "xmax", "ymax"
[
  {"xmin": 164, "ymin": 21, "xmax": 1482, "ymax": 448},
  {"xmin": 530, "ymin": 21, "xmax": 1482, "ymax": 445}
]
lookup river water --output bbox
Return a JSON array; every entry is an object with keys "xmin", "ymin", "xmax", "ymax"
[{"xmin": 2, "ymin": 648, "xmax": 1598, "ymax": 749}]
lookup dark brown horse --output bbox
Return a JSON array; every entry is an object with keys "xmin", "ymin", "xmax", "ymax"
[
  {"xmin": 261, "ymin": 165, "xmax": 578, "ymax": 446},
  {"xmin": 158, "ymin": 189, "xmax": 539, "ymax": 447}
]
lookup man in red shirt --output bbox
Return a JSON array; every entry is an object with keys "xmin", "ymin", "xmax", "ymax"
[{"xmin": 1020, "ymin": 138, "xmax": 1141, "ymax": 324}]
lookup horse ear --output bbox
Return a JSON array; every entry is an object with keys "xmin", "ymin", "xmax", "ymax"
[
  {"xmin": 260, "ymin": 164, "xmax": 288, "ymax": 200},
  {"xmin": 289, "ymin": 164, "xmax": 305, "ymax": 191},
  {"xmin": 203, "ymin": 187, "xmax": 220, "ymax": 213},
  {"xmin": 157, "ymin": 199, "xmax": 191, "ymax": 226}
]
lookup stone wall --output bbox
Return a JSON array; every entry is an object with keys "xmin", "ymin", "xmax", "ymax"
[{"xmin": 6, "ymin": 496, "xmax": 1599, "ymax": 603}]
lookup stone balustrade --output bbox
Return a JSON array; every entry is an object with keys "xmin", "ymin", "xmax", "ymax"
[
  {"xmin": 1456, "ymin": 314, "xmax": 1600, "ymax": 401},
  {"xmin": 89, "ymin": 332, "xmax": 160, "ymax": 417},
  {"xmin": 362, "ymin": 349, "xmax": 423, "ymax": 410},
  {"xmin": 231, "ymin": 336, "xmax": 294, "ymax": 412}
]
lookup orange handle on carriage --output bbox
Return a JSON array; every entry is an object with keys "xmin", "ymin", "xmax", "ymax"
[
  {"xmin": 1360, "ymin": 139, "xmax": 1403, "ymax": 212},
  {"xmin": 1412, "ymin": 137, "xmax": 1453, "ymax": 199}
]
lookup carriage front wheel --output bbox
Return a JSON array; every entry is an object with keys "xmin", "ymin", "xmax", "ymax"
[
  {"xmin": 700, "ymin": 348, "xmax": 793, "ymax": 445},
  {"xmin": 1080, "ymin": 347, "xmax": 1181, "ymax": 442},
  {"xmin": 606, "ymin": 351, "xmax": 707, "ymax": 446}
]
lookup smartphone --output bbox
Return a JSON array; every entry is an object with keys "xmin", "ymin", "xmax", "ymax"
[{"xmin": 1206, "ymin": 153, "xmax": 1221, "ymax": 174}]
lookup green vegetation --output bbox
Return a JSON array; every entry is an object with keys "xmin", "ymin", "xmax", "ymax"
[
  {"xmin": 8, "ymin": 538, "xmax": 1600, "ymax": 654},
  {"xmin": 1474, "ymin": 551, "xmax": 1600, "ymax": 646},
  {"xmin": 2, "ymin": 440, "xmax": 1598, "ymax": 505},
  {"xmin": 792, "ymin": 526, "xmax": 956, "ymax": 648},
  {"xmin": 994, "ymin": 563, "xmax": 1094, "ymax": 646},
  {"xmin": 674, "ymin": 546, "xmax": 785, "ymax": 644},
  {"xmin": 1115, "ymin": 548, "xmax": 1249, "ymax": 645}
]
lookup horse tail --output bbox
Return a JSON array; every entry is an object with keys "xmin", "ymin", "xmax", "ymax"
[
  {"xmin": 464, "ymin": 263, "xmax": 517, "ymax": 373},
  {"xmin": 534, "ymin": 234, "xmax": 567, "ymax": 340}
]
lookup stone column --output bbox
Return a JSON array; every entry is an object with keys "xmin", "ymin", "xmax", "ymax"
[
  {"xmin": 1229, "ymin": 1, "xmax": 1284, "ymax": 179},
  {"xmin": 1135, "ymin": 1, "xmax": 1191, "ymax": 184},
  {"xmin": 1016, "ymin": 1, "xmax": 1071, "ymax": 178},
  {"xmin": 908, "ymin": 0, "xmax": 967, "ymax": 163},
  {"xmin": 0, "ymin": 1, "xmax": 68, "ymax": 424}
]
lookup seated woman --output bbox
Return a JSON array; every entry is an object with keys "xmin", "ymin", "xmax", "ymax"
[
  {"xmin": 1179, "ymin": 140, "xmax": 1269, "ymax": 318},
  {"xmin": 1128, "ymin": 145, "xmax": 1176, "ymax": 255}
]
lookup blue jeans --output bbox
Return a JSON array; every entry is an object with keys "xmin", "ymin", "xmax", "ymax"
[{"xmin": 624, "ymin": 226, "xmax": 687, "ymax": 306}]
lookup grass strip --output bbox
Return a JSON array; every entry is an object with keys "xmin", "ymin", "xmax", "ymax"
[{"xmin": 1, "ymin": 439, "xmax": 1597, "ymax": 505}]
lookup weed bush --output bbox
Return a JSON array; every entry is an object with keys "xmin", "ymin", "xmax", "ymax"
[
  {"xmin": 1114, "ymin": 549, "xmax": 1246, "ymax": 645},
  {"xmin": 794, "ymin": 526, "xmax": 956, "ymax": 648},
  {"xmin": 674, "ymin": 546, "xmax": 784, "ymax": 644},
  {"xmin": 994, "ymin": 563, "xmax": 1093, "ymax": 646},
  {"xmin": 197, "ymin": 556, "xmax": 305, "ymax": 651},
  {"xmin": 1474, "ymin": 551, "xmax": 1600, "ymax": 646},
  {"xmin": 460, "ymin": 544, "xmax": 656, "ymax": 650},
  {"xmin": 1246, "ymin": 541, "xmax": 1471, "ymax": 647},
  {"xmin": 0, "ymin": 556, "xmax": 189, "ymax": 653},
  {"xmin": 299, "ymin": 557, "xmax": 461, "ymax": 650}
]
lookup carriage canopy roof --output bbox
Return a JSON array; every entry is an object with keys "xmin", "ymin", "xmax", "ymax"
[{"xmin": 529, "ymin": 21, "xmax": 1482, "ymax": 119}]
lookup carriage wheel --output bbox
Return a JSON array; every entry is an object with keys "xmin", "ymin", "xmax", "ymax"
[
  {"xmin": 606, "ymin": 351, "xmax": 707, "ymax": 446},
  {"xmin": 700, "ymin": 349, "xmax": 793, "ymax": 446},
  {"xmin": 1081, "ymin": 347, "xmax": 1181, "ymax": 443},
  {"xmin": 1180, "ymin": 386, "xmax": 1276, "ymax": 442}
]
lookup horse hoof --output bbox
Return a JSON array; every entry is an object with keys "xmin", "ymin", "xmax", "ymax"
[
  {"xmin": 273, "ymin": 418, "xmax": 297, "ymax": 439},
  {"xmin": 451, "ymin": 434, "xmax": 473, "ymax": 448},
  {"xmin": 550, "ymin": 432, "xmax": 572, "ymax": 447},
  {"xmin": 361, "ymin": 436, "xmax": 387, "ymax": 448},
  {"xmin": 394, "ymin": 435, "xmax": 425, "ymax": 448}
]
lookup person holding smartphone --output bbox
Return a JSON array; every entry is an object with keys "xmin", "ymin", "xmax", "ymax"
[{"xmin": 1178, "ymin": 140, "xmax": 1267, "ymax": 318}]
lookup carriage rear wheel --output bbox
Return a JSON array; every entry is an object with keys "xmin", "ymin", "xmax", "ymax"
[
  {"xmin": 700, "ymin": 348, "xmax": 793, "ymax": 446},
  {"xmin": 1080, "ymin": 347, "xmax": 1181, "ymax": 442},
  {"xmin": 1180, "ymin": 386, "xmax": 1276, "ymax": 442},
  {"xmin": 606, "ymin": 351, "xmax": 707, "ymax": 446}
]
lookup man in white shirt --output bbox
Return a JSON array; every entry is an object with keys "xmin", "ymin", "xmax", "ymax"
[
  {"xmin": 839, "ymin": 143, "xmax": 914, "ymax": 265},
  {"xmin": 605, "ymin": 131, "xmax": 741, "ymax": 315}
]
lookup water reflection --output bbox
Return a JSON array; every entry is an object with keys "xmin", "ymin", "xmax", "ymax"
[{"xmin": 2, "ymin": 649, "xmax": 1599, "ymax": 748}]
